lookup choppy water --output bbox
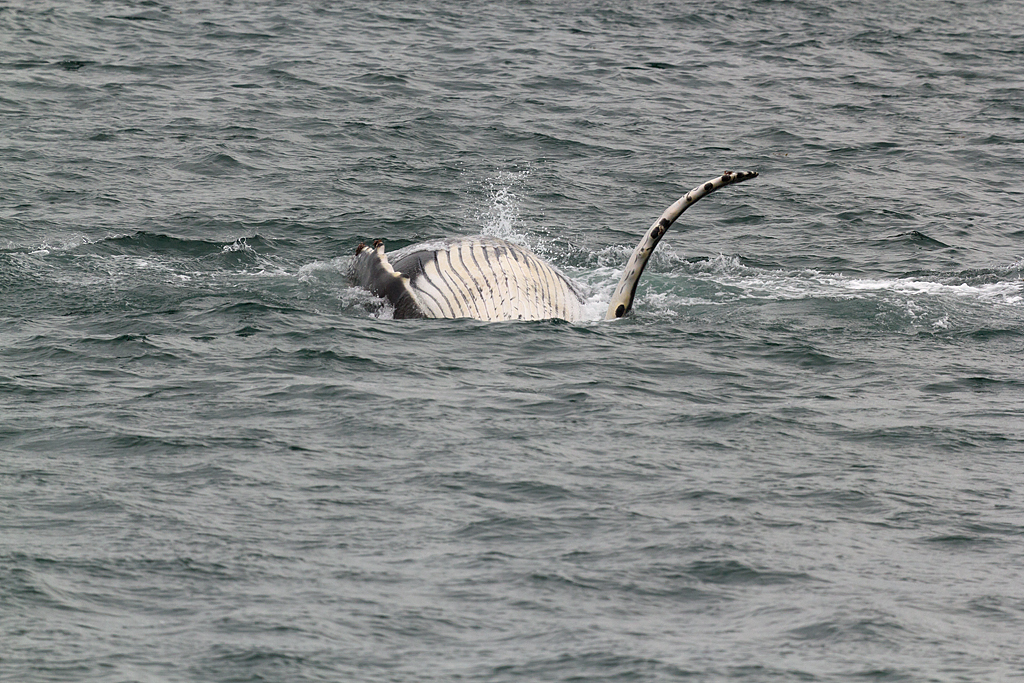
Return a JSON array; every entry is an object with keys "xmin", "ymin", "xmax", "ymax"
[{"xmin": 2, "ymin": 1, "xmax": 1023, "ymax": 681}]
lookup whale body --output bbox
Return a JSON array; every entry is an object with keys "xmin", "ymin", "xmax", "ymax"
[{"xmin": 349, "ymin": 170, "xmax": 758, "ymax": 322}]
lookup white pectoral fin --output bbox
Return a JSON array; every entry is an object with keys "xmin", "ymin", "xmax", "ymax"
[{"xmin": 605, "ymin": 170, "xmax": 758, "ymax": 320}]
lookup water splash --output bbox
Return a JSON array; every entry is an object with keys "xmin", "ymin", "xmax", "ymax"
[
  {"xmin": 477, "ymin": 169, "xmax": 534, "ymax": 248},
  {"xmin": 221, "ymin": 237, "xmax": 256, "ymax": 254}
]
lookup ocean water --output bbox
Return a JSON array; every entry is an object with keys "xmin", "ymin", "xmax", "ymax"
[{"xmin": 2, "ymin": 1, "xmax": 1023, "ymax": 681}]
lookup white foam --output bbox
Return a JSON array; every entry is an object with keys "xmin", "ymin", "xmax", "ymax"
[
  {"xmin": 297, "ymin": 256, "xmax": 349, "ymax": 283},
  {"xmin": 578, "ymin": 252, "xmax": 1024, "ymax": 320},
  {"xmin": 659, "ymin": 254, "xmax": 1024, "ymax": 308},
  {"xmin": 839, "ymin": 277, "xmax": 1023, "ymax": 304},
  {"xmin": 23, "ymin": 233, "xmax": 94, "ymax": 255}
]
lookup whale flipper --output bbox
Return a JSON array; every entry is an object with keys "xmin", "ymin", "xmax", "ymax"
[
  {"xmin": 605, "ymin": 170, "xmax": 758, "ymax": 320},
  {"xmin": 349, "ymin": 239, "xmax": 426, "ymax": 319}
]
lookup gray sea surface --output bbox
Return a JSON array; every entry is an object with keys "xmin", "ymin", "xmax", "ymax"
[{"xmin": 2, "ymin": 1, "xmax": 1023, "ymax": 681}]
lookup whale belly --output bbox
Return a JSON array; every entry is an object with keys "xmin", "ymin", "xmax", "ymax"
[{"xmin": 351, "ymin": 236, "xmax": 586, "ymax": 322}]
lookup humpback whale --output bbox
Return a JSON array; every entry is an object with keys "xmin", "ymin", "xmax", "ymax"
[{"xmin": 349, "ymin": 170, "xmax": 757, "ymax": 322}]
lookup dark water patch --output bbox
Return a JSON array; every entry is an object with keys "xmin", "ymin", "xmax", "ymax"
[
  {"xmin": 966, "ymin": 327, "xmax": 1024, "ymax": 341},
  {"xmin": 175, "ymin": 152, "xmax": 251, "ymax": 177},
  {"xmin": 921, "ymin": 533, "xmax": 999, "ymax": 548},
  {"xmin": 80, "ymin": 231, "xmax": 237, "ymax": 258},
  {"xmin": 207, "ymin": 299, "xmax": 303, "ymax": 318},
  {"xmin": 5, "ymin": 59, "xmax": 51, "ymax": 70},
  {"xmin": 922, "ymin": 376, "xmax": 1024, "ymax": 394},
  {"xmin": 960, "ymin": 520, "xmax": 1024, "ymax": 539},
  {"xmin": 786, "ymin": 615, "xmax": 906, "ymax": 644},
  {"xmin": 761, "ymin": 341, "xmax": 845, "ymax": 369},
  {"xmin": 199, "ymin": 645, "xmax": 314, "ymax": 676},
  {"xmin": 106, "ymin": 10, "xmax": 167, "ymax": 23},
  {"xmin": 271, "ymin": 348, "xmax": 387, "ymax": 372},
  {"xmin": 606, "ymin": 570, "xmax": 722, "ymax": 603},
  {"xmin": 486, "ymin": 652, "xmax": 698, "ymax": 682},
  {"xmin": 10, "ymin": 428, "xmax": 172, "ymax": 457},
  {"xmin": 57, "ymin": 59, "xmax": 91, "ymax": 71},
  {"xmin": 0, "ymin": 563, "xmax": 55, "ymax": 605},
  {"xmin": 964, "ymin": 594, "xmax": 1024, "ymax": 620},
  {"xmin": 684, "ymin": 559, "xmax": 812, "ymax": 586},
  {"xmin": 433, "ymin": 472, "xmax": 576, "ymax": 505},
  {"xmin": 838, "ymin": 425, "xmax": 1015, "ymax": 455},
  {"xmin": 526, "ymin": 569, "xmax": 607, "ymax": 594},
  {"xmin": 0, "ymin": 563, "xmax": 116, "ymax": 618},
  {"xmin": 12, "ymin": 486, "xmax": 124, "ymax": 520},
  {"xmin": 890, "ymin": 230, "xmax": 951, "ymax": 249},
  {"xmin": 2, "ymin": 552, "xmax": 237, "ymax": 593},
  {"xmin": 664, "ymin": 410, "xmax": 810, "ymax": 443},
  {"xmin": 455, "ymin": 514, "xmax": 575, "ymax": 544},
  {"xmin": 788, "ymin": 487, "xmax": 886, "ymax": 514}
]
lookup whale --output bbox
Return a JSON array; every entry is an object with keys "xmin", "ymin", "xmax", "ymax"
[{"xmin": 349, "ymin": 170, "xmax": 758, "ymax": 322}]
